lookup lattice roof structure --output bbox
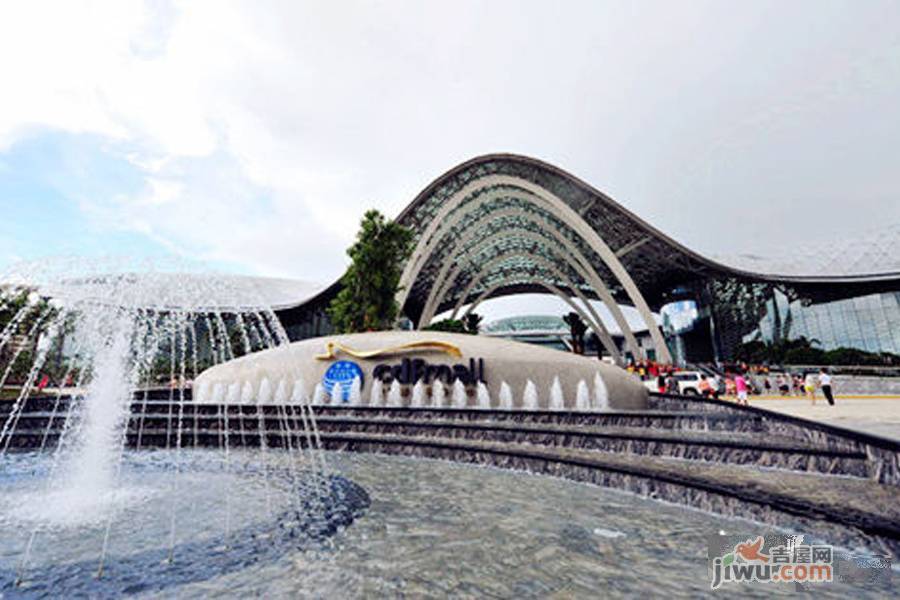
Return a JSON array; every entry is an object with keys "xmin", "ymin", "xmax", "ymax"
[
  {"xmin": 482, "ymin": 315, "xmax": 570, "ymax": 335},
  {"xmin": 397, "ymin": 154, "xmax": 899, "ymax": 313},
  {"xmin": 281, "ymin": 154, "xmax": 900, "ymax": 363}
]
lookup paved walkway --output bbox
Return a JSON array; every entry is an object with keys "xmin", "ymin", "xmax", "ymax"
[{"xmin": 736, "ymin": 396, "xmax": 900, "ymax": 442}]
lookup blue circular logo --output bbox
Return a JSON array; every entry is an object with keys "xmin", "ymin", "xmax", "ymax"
[{"xmin": 322, "ymin": 360, "xmax": 364, "ymax": 403}]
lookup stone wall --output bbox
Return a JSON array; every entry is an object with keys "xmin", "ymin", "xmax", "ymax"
[{"xmin": 830, "ymin": 375, "xmax": 900, "ymax": 395}]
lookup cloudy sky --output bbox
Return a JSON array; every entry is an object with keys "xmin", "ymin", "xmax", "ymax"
[{"xmin": 1, "ymin": 0, "xmax": 898, "ymax": 320}]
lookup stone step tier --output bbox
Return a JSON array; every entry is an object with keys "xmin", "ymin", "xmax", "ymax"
[
  {"xmin": 6, "ymin": 412, "xmax": 870, "ymax": 479},
  {"xmin": 2, "ymin": 392, "xmax": 900, "ymax": 558}
]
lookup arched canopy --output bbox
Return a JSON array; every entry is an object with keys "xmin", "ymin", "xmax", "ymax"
[
  {"xmin": 440, "ymin": 249, "xmax": 623, "ymax": 362},
  {"xmin": 395, "ymin": 162, "xmax": 676, "ymax": 362},
  {"xmin": 273, "ymin": 154, "xmax": 900, "ymax": 363}
]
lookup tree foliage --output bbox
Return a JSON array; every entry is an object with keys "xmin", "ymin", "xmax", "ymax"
[
  {"xmin": 424, "ymin": 318, "xmax": 467, "ymax": 334},
  {"xmin": 327, "ymin": 210, "xmax": 414, "ymax": 333},
  {"xmin": 734, "ymin": 335, "xmax": 900, "ymax": 366},
  {"xmin": 462, "ymin": 312, "xmax": 482, "ymax": 334},
  {"xmin": 424, "ymin": 313, "xmax": 482, "ymax": 335},
  {"xmin": 0, "ymin": 287, "xmax": 61, "ymax": 383}
]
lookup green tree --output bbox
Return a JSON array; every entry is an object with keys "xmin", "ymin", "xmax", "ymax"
[
  {"xmin": 327, "ymin": 210, "xmax": 414, "ymax": 333},
  {"xmin": 0, "ymin": 287, "xmax": 61, "ymax": 383},
  {"xmin": 783, "ymin": 345, "xmax": 826, "ymax": 365},
  {"xmin": 424, "ymin": 318, "xmax": 467, "ymax": 334},
  {"xmin": 423, "ymin": 313, "xmax": 482, "ymax": 335},
  {"xmin": 463, "ymin": 312, "xmax": 482, "ymax": 335},
  {"xmin": 0, "ymin": 288, "xmax": 33, "ymax": 332},
  {"xmin": 734, "ymin": 340, "xmax": 769, "ymax": 364}
]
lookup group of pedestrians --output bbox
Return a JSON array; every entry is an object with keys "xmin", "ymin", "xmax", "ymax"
[
  {"xmin": 771, "ymin": 370, "xmax": 835, "ymax": 405},
  {"xmin": 625, "ymin": 359, "xmax": 666, "ymax": 380},
  {"xmin": 628, "ymin": 359, "xmax": 836, "ymax": 407},
  {"xmin": 697, "ymin": 371, "xmax": 750, "ymax": 405}
]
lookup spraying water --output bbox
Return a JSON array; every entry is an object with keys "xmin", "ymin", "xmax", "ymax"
[
  {"xmin": 312, "ymin": 383, "xmax": 326, "ymax": 405},
  {"xmin": 431, "ymin": 381, "xmax": 446, "ymax": 407},
  {"xmin": 348, "ymin": 376, "xmax": 362, "ymax": 405},
  {"xmin": 549, "ymin": 376, "xmax": 565, "ymax": 411},
  {"xmin": 594, "ymin": 372, "xmax": 609, "ymax": 411},
  {"xmin": 387, "ymin": 380, "xmax": 402, "ymax": 406},
  {"xmin": 451, "ymin": 380, "xmax": 468, "ymax": 408},
  {"xmin": 476, "ymin": 382, "xmax": 491, "ymax": 409},
  {"xmin": 575, "ymin": 379, "xmax": 591, "ymax": 411},
  {"xmin": 411, "ymin": 380, "xmax": 426, "ymax": 407},
  {"xmin": 523, "ymin": 380, "xmax": 539, "ymax": 410},
  {"xmin": 0, "ymin": 258, "xmax": 337, "ymax": 585},
  {"xmin": 369, "ymin": 381, "xmax": 384, "ymax": 406},
  {"xmin": 498, "ymin": 382, "xmax": 514, "ymax": 410}
]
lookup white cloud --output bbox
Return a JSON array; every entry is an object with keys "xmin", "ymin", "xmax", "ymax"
[{"xmin": 1, "ymin": 0, "xmax": 898, "ymax": 287}]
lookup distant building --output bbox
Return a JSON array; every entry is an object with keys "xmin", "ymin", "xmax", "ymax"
[
  {"xmin": 482, "ymin": 315, "xmax": 655, "ymax": 358},
  {"xmin": 260, "ymin": 155, "xmax": 900, "ymax": 365}
]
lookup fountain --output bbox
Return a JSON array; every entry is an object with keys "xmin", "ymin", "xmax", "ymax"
[
  {"xmin": 2, "ymin": 260, "xmax": 894, "ymax": 596},
  {"xmin": 312, "ymin": 383, "xmax": 326, "ymax": 405},
  {"xmin": 257, "ymin": 377, "xmax": 273, "ymax": 404},
  {"xmin": 386, "ymin": 380, "xmax": 402, "ymax": 406},
  {"xmin": 476, "ymin": 381, "xmax": 491, "ymax": 409},
  {"xmin": 549, "ymin": 376, "xmax": 565, "ymax": 411},
  {"xmin": 348, "ymin": 376, "xmax": 362, "ymax": 405},
  {"xmin": 594, "ymin": 371, "xmax": 609, "ymax": 411},
  {"xmin": 575, "ymin": 379, "xmax": 590, "ymax": 411},
  {"xmin": 369, "ymin": 380, "xmax": 383, "ymax": 406},
  {"xmin": 0, "ymin": 259, "xmax": 369, "ymax": 593},
  {"xmin": 330, "ymin": 382, "xmax": 342, "ymax": 404},
  {"xmin": 411, "ymin": 379, "xmax": 426, "ymax": 407},
  {"xmin": 523, "ymin": 380, "xmax": 539, "ymax": 410},
  {"xmin": 498, "ymin": 381, "xmax": 514, "ymax": 409},
  {"xmin": 431, "ymin": 380, "xmax": 446, "ymax": 407},
  {"xmin": 451, "ymin": 379, "xmax": 467, "ymax": 408}
]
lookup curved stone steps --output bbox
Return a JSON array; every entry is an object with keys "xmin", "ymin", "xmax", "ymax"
[
  {"xmin": 310, "ymin": 415, "xmax": 811, "ymax": 447},
  {"xmin": 4, "ymin": 396, "xmax": 900, "ymax": 557},
  {"xmin": 309, "ymin": 406, "xmax": 770, "ymax": 435},
  {"xmin": 5, "ymin": 409, "xmax": 867, "ymax": 478},
  {"xmin": 1, "ymin": 398, "xmax": 767, "ymax": 434},
  {"xmin": 0, "ymin": 411, "xmax": 787, "ymax": 445},
  {"xmin": 316, "ymin": 431, "xmax": 900, "ymax": 557},
  {"xmin": 307, "ymin": 416, "xmax": 867, "ymax": 477}
]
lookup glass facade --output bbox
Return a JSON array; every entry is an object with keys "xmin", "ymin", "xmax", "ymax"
[{"xmin": 748, "ymin": 290, "xmax": 900, "ymax": 355}]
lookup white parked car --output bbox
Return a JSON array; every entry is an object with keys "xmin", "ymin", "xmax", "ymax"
[
  {"xmin": 642, "ymin": 371, "xmax": 707, "ymax": 395},
  {"xmin": 672, "ymin": 371, "xmax": 705, "ymax": 395}
]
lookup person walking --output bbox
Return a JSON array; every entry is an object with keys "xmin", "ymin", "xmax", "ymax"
[
  {"xmin": 776, "ymin": 374, "xmax": 789, "ymax": 396},
  {"xmin": 804, "ymin": 372, "xmax": 817, "ymax": 405},
  {"xmin": 819, "ymin": 368, "xmax": 835, "ymax": 406},
  {"xmin": 725, "ymin": 376, "xmax": 736, "ymax": 397},
  {"xmin": 734, "ymin": 372, "xmax": 749, "ymax": 406},
  {"xmin": 665, "ymin": 371, "xmax": 678, "ymax": 394},
  {"xmin": 708, "ymin": 373, "xmax": 720, "ymax": 400}
]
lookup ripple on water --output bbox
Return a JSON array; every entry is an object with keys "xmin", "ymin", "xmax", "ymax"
[{"xmin": 0, "ymin": 451, "xmax": 893, "ymax": 598}]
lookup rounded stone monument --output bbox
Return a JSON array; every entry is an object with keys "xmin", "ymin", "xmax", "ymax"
[{"xmin": 194, "ymin": 331, "xmax": 647, "ymax": 410}]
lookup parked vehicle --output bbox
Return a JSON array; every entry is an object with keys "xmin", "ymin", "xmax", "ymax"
[
  {"xmin": 642, "ymin": 371, "xmax": 705, "ymax": 395},
  {"xmin": 671, "ymin": 371, "xmax": 705, "ymax": 395}
]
